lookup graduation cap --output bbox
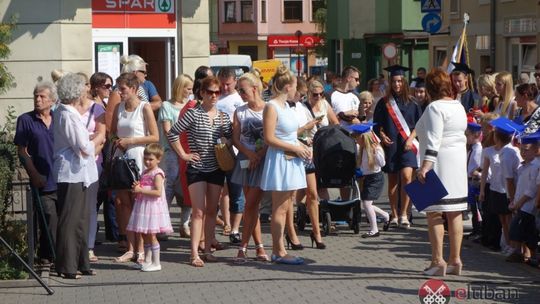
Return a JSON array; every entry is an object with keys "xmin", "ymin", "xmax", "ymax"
[
  {"xmin": 519, "ymin": 131, "xmax": 540, "ymax": 145},
  {"xmin": 384, "ymin": 65, "xmax": 410, "ymax": 77},
  {"xmin": 489, "ymin": 117, "xmax": 524, "ymax": 136},
  {"xmin": 349, "ymin": 122, "xmax": 376, "ymax": 134},
  {"xmin": 451, "ymin": 62, "xmax": 474, "ymax": 75},
  {"xmin": 467, "ymin": 122, "xmax": 482, "ymax": 132},
  {"xmin": 413, "ymin": 77, "xmax": 425, "ymax": 88}
]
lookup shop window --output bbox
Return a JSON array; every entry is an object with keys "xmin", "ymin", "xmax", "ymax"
[
  {"xmin": 284, "ymin": 0, "xmax": 302, "ymax": 22},
  {"xmin": 241, "ymin": 1, "xmax": 253, "ymax": 22},
  {"xmin": 311, "ymin": 0, "xmax": 324, "ymax": 22},
  {"xmin": 238, "ymin": 46, "xmax": 258, "ymax": 61},
  {"xmin": 225, "ymin": 1, "xmax": 236, "ymax": 22},
  {"xmin": 261, "ymin": 0, "xmax": 267, "ymax": 23}
]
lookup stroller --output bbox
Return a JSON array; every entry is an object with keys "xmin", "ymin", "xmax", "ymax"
[{"xmin": 296, "ymin": 125, "xmax": 362, "ymax": 235}]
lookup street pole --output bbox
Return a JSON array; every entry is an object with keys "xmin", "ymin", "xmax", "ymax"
[{"xmin": 295, "ymin": 30, "xmax": 302, "ymax": 77}]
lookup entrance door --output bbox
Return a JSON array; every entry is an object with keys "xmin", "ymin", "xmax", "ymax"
[{"xmin": 129, "ymin": 38, "xmax": 174, "ymax": 100}]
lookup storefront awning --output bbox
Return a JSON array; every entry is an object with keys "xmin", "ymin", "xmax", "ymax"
[{"xmin": 267, "ymin": 35, "xmax": 323, "ymax": 48}]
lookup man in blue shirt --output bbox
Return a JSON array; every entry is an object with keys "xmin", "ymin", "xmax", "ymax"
[{"xmin": 14, "ymin": 81, "xmax": 57, "ymax": 265}]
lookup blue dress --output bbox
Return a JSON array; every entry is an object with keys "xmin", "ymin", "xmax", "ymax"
[
  {"xmin": 373, "ymin": 95, "xmax": 421, "ymax": 173},
  {"xmin": 260, "ymin": 100, "xmax": 307, "ymax": 191}
]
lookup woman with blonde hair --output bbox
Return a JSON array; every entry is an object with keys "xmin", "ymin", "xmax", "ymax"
[
  {"xmin": 358, "ymin": 91, "xmax": 374, "ymax": 122},
  {"xmin": 158, "ymin": 74, "xmax": 194, "ymax": 238},
  {"xmin": 232, "ymin": 72, "xmax": 270, "ymax": 262},
  {"xmin": 120, "ymin": 54, "xmax": 162, "ymax": 111},
  {"xmin": 474, "ymin": 74, "xmax": 499, "ymax": 119},
  {"xmin": 260, "ymin": 65, "xmax": 310, "ymax": 264},
  {"xmin": 494, "ymin": 71, "xmax": 516, "ymax": 119}
]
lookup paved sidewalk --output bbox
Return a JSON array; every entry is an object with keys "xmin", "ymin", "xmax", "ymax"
[{"xmin": 1, "ymin": 203, "xmax": 540, "ymax": 304}]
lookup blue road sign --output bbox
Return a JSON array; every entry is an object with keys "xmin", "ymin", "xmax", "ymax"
[
  {"xmin": 422, "ymin": 13, "xmax": 442, "ymax": 34},
  {"xmin": 421, "ymin": 0, "xmax": 442, "ymax": 13}
]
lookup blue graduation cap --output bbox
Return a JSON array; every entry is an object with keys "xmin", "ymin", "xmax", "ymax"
[
  {"xmin": 349, "ymin": 122, "xmax": 376, "ymax": 134},
  {"xmin": 467, "ymin": 122, "xmax": 482, "ymax": 132},
  {"xmin": 489, "ymin": 117, "xmax": 524, "ymax": 135},
  {"xmin": 384, "ymin": 65, "xmax": 410, "ymax": 77},
  {"xmin": 451, "ymin": 62, "xmax": 474, "ymax": 75},
  {"xmin": 520, "ymin": 131, "xmax": 540, "ymax": 144}
]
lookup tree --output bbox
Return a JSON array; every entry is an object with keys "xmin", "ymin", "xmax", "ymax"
[
  {"xmin": 0, "ymin": 15, "xmax": 16, "ymax": 94},
  {"xmin": 312, "ymin": 0, "xmax": 328, "ymax": 58}
]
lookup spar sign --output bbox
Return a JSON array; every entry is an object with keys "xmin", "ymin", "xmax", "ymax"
[{"xmin": 93, "ymin": 0, "xmax": 175, "ymax": 13}]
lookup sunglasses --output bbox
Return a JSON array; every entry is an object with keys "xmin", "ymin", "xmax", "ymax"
[
  {"xmin": 205, "ymin": 89, "xmax": 221, "ymax": 96},
  {"xmin": 238, "ymin": 88, "xmax": 248, "ymax": 94},
  {"xmin": 137, "ymin": 70, "xmax": 147, "ymax": 76},
  {"xmin": 354, "ymin": 78, "xmax": 360, "ymax": 82},
  {"xmin": 534, "ymin": 73, "xmax": 540, "ymax": 78},
  {"xmin": 311, "ymin": 92, "xmax": 324, "ymax": 97},
  {"xmin": 101, "ymin": 84, "xmax": 112, "ymax": 90}
]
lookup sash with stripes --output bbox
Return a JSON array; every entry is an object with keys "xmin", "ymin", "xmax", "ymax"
[{"xmin": 384, "ymin": 96, "xmax": 419, "ymax": 155}]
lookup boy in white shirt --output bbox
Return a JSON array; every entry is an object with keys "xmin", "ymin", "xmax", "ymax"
[
  {"xmin": 466, "ymin": 122, "xmax": 483, "ymax": 240},
  {"xmin": 506, "ymin": 133, "xmax": 540, "ymax": 265}
]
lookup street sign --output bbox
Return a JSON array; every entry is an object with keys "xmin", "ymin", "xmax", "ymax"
[
  {"xmin": 421, "ymin": 0, "xmax": 441, "ymax": 13},
  {"xmin": 382, "ymin": 43, "xmax": 398, "ymax": 60},
  {"xmin": 422, "ymin": 13, "xmax": 442, "ymax": 34}
]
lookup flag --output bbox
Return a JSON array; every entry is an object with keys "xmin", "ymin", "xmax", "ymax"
[{"xmin": 447, "ymin": 22, "xmax": 469, "ymax": 74}]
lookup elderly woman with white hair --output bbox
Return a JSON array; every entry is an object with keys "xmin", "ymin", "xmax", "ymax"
[
  {"xmin": 53, "ymin": 73, "xmax": 100, "ymax": 279},
  {"xmin": 120, "ymin": 54, "xmax": 162, "ymax": 111}
]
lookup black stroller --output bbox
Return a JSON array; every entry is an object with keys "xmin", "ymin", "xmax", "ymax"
[{"xmin": 296, "ymin": 125, "xmax": 362, "ymax": 235}]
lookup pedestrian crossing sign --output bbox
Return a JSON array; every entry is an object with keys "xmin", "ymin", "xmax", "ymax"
[{"xmin": 421, "ymin": 0, "xmax": 441, "ymax": 13}]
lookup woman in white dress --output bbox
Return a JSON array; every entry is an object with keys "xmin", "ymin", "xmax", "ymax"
[
  {"xmin": 111, "ymin": 73, "xmax": 159, "ymax": 263},
  {"xmin": 415, "ymin": 69, "xmax": 468, "ymax": 277}
]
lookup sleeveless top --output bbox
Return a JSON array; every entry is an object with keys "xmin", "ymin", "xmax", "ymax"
[
  {"xmin": 269, "ymin": 100, "xmax": 298, "ymax": 144},
  {"xmin": 117, "ymin": 101, "xmax": 147, "ymax": 142},
  {"xmin": 235, "ymin": 103, "xmax": 264, "ymax": 151}
]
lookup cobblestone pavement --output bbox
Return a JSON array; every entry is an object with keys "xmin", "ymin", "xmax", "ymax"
[{"xmin": 2, "ymin": 202, "xmax": 540, "ymax": 304}]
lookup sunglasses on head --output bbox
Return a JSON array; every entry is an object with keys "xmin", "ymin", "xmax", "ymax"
[
  {"xmin": 102, "ymin": 84, "xmax": 112, "ymax": 89},
  {"xmin": 205, "ymin": 89, "xmax": 221, "ymax": 96},
  {"xmin": 311, "ymin": 92, "xmax": 324, "ymax": 97},
  {"xmin": 137, "ymin": 70, "xmax": 147, "ymax": 76}
]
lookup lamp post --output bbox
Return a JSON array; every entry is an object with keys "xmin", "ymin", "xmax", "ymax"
[{"xmin": 295, "ymin": 30, "xmax": 302, "ymax": 76}]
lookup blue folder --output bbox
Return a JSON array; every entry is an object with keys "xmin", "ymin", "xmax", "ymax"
[{"xmin": 404, "ymin": 170, "xmax": 448, "ymax": 211}]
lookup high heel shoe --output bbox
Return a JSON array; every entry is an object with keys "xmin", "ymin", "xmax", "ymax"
[
  {"xmin": 446, "ymin": 263, "xmax": 462, "ymax": 275},
  {"xmin": 285, "ymin": 234, "xmax": 304, "ymax": 250},
  {"xmin": 309, "ymin": 232, "xmax": 326, "ymax": 249},
  {"xmin": 423, "ymin": 263, "xmax": 447, "ymax": 276}
]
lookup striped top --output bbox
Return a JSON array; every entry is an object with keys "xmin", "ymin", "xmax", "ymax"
[{"xmin": 167, "ymin": 104, "xmax": 232, "ymax": 172}]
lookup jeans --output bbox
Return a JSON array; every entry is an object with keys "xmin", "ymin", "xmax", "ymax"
[{"xmin": 226, "ymin": 171, "xmax": 245, "ymax": 214}]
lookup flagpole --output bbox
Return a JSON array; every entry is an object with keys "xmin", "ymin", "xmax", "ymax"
[{"xmin": 456, "ymin": 13, "xmax": 469, "ymax": 63}]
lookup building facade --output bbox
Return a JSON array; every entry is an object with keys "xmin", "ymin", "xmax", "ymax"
[
  {"xmin": 326, "ymin": 0, "xmax": 429, "ymax": 87},
  {"xmin": 216, "ymin": 0, "xmax": 323, "ymax": 76},
  {"xmin": 0, "ymin": 0, "xmax": 210, "ymax": 122},
  {"xmin": 429, "ymin": 0, "xmax": 540, "ymax": 80}
]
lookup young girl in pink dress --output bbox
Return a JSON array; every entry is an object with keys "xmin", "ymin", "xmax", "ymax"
[{"xmin": 127, "ymin": 144, "xmax": 173, "ymax": 272}]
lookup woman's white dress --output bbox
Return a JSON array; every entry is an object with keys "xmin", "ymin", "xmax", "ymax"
[{"xmin": 415, "ymin": 99, "xmax": 468, "ymax": 212}]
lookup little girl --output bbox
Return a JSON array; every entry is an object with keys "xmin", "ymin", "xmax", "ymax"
[
  {"xmin": 351, "ymin": 123, "xmax": 390, "ymax": 238},
  {"xmin": 126, "ymin": 143, "xmax": 173, "ymax": 272}
]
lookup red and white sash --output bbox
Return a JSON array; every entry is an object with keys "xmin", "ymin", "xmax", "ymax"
[{"xmin": 385, "ymin": 96, "xmax": 419, "ymax": 154}]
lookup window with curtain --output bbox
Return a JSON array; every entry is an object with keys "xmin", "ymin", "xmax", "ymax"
[
  {"xmin": 284, "ymin": 0, "xmax": 303, "ymax": 22},
  {"xmin": 225, "ymin": 1, "xmax": 236, "ymax": 22},
  {"xmin": 241, "ymin": 1, "xmax": 253, "ymax": 22}
]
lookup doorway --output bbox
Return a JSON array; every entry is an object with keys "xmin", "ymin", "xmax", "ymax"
[{"xmin": 129, "ymin": 37, "xmax": 175, "ymax": 100}]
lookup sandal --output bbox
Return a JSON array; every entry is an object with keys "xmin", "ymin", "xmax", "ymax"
[
  {"xmin": 190, "ymin": 256, "xmax": 205, "ymax": 267},
  {"xmin": 399, "ymin": 217, "xmax": 411, "ymax": 229},
  {"xmin": 134, "ymin": 252, "xmax": 145, "ymax": 264},
  {"xmin": 89, "ymin": 250, "xmax": 99, "ymax": 263},
  {"xmin": 255, "ymin": 244, "xmax": 270, "ymax": 262},
  {"xmin": 59, "ymin": 273, "xmax": 82, "ymax": 279},
  {"xmin": 78, "ymin": 269, "xmax": 97, "ymax": 276},
  {"xmin": 201, "ymin": 253, "xmax": 218, "ymax": 262},
  {"xmin": 211, "ymin": 242, "xmax": 226, "ymax": 251},
  {"xmin": 115, "ymin": 251, "xmax": 134, "ymax": 263},
  {"xmin": 222, "ymin": 225, "xmax": 231, "ymax": 236},
  {"xmin": 235, "ymin": 247, "xmax": 248, "ymax": 264}
]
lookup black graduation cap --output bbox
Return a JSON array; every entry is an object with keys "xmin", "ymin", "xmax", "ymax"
[
  {"xmin": 451, "ymin": 62, "xmax": 474, "ymax": 75},
  {"xmin": 413, "ymin": 77, "xmax": 425, "ymax": 88},
  {"xmin": 384, "ymin": 65, "xmax": 410, "ymax": 77}
]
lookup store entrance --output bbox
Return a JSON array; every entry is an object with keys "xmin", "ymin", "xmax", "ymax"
[{"xmin": 129, "ymin": 37, "xmax": 174, "ymax": 100}]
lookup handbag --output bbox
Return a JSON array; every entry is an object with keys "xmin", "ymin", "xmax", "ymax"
[
  {"xmin": 106, "ymin": 145, "xmax": 141, "ymax": 190},
  {"xmin": 214, "ymin": 112, "xmax": 235, "ymax": 172}
]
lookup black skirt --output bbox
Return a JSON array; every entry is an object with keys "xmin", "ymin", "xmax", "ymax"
[{"xmin": 360, "ymin": 171, "xmax": 384, "ymax": 200}]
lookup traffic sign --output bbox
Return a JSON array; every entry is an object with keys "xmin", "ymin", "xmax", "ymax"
[
  {"xmin": 422, "ymin": 13, "xmax": 442, "ymax": 34},
  {"xmin": 421, "ymin": 0, "xmax": 441, "ymax": 13}
]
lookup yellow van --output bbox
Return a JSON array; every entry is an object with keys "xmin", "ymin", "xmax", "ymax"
[{"xmin": 253, "ymin": 59, "xmax": 281, "ymax": 83}]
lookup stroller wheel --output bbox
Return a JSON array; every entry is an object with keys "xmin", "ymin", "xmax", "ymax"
[
  {"xmin": 322, "ymin": 212, "xmax": 332, "ymax": 236},
  {"xmin": 296, "ymin": 203, "xmax": 307, "ymax": 231},
  {"xmin": 352, "ymin": 201, "xmax": 361, "ymax": 234}
]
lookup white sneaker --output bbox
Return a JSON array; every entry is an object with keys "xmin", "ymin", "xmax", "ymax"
[{"xmin": 141, "ymin": 263, "xmax": 161, "ymax": 272}]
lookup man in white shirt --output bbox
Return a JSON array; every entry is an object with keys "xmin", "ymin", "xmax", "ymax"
[
  {"xmin": 217, "ymin": 67, "xmax": 245, "ymax": 244},
  {"xmin": 330, "ymin": 66, "xmax": 362, "ymax": 126}
]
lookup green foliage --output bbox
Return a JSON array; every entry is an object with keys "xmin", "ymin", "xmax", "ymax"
[
  {"xmin": 313, "ymin": 0, "xmax": 328, "ymax": 58},
  {"xmin": 0, "ymin": 220, "xmax": 28, "ymax": 280},
  {"xmin": 0, "ymin": 15, "xmax": 17, "ymax": 95},
  {"xmin": 0, "ymin": 106, "xmax": 25, "ymax": 280}
]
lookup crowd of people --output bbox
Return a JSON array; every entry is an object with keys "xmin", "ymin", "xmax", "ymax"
[{"xmin": 15, "ymin": 54, "xmax": 540, "ymax": 278}]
